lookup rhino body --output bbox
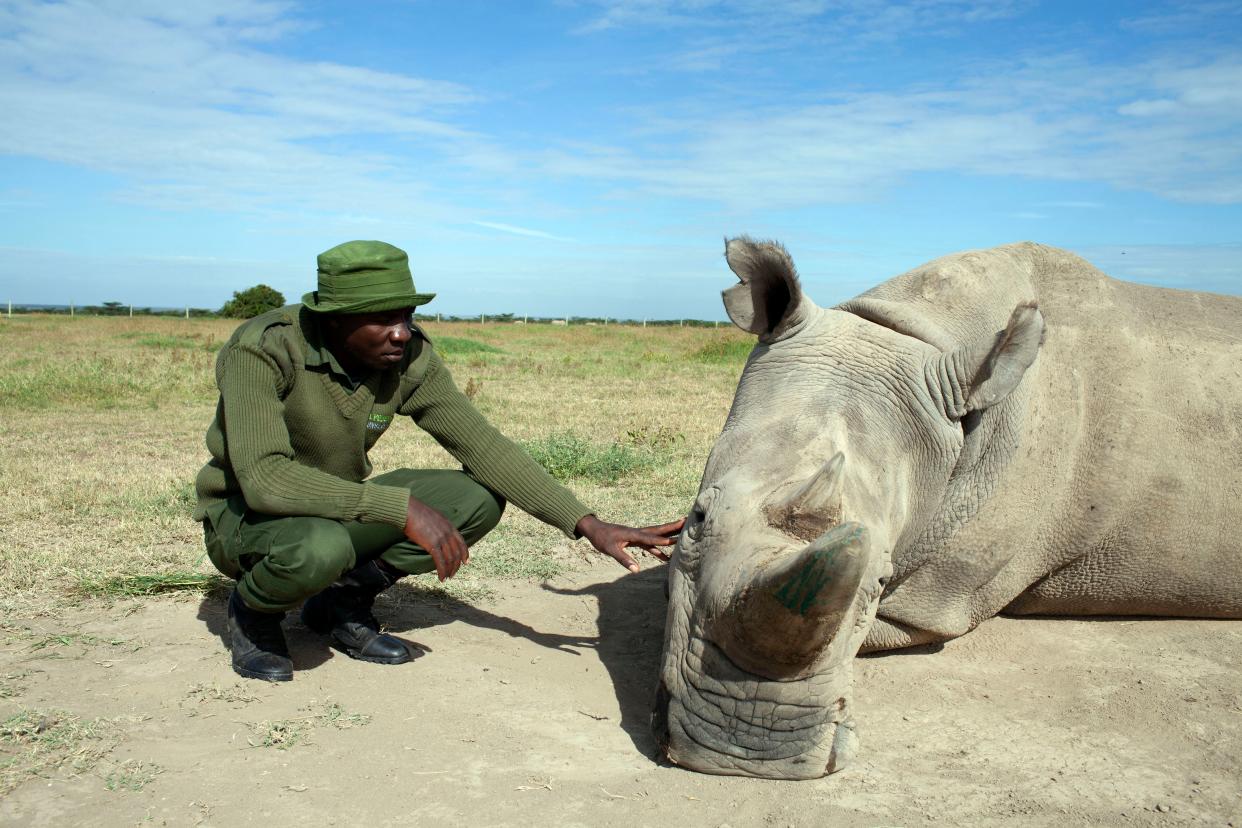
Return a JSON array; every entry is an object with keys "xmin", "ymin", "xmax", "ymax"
[{"xmin": 654, "ymin": 240, "xmax": 1242, "ymax": 779}]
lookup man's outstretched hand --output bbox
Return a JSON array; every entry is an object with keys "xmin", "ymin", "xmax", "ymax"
[
  {"xmin": 404, "ymin": 496, "xmax": 469, "ymax": 581},
  {"xmin": 575, "ymin": 515, "xmax": 685, "ymax": 573}
]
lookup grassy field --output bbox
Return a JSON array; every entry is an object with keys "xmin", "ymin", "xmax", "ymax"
[{"xmin": 0, "ymin": 313, "xmax": 751, "ymax": 606}]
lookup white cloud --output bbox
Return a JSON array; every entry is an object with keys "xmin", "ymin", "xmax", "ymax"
[
  {"xmin": 1, "ymin": 0, "xmax": 1239, "ymax": 232},
  {"xmin": 0, "ymin": 0, "xmax": 483, "ymax": 217},
  {"xmin": 570, "ymin": 0, "xmax": 1029, "ymax": 36},
  {"xmin": 1120, "ymin": 2, "xmax": 1242, "ymax": 34},
  {"xmin": 1118, "ymin": 99, "xmax": 1179, "ymax": 116},
  {"xmin": 532, "ymin": 56, "xmax": 1242, "ymax": 207},
  {"xmin": 473, "ymin": 221, "xmax": 574, "ymax": 242}
]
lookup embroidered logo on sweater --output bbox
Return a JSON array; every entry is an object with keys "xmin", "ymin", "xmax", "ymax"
[{"xmin": 367, "ymin": 412, "xmax": 393, "ymax": 433}]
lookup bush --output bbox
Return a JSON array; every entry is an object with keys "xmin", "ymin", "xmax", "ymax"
[
  {"xmin": 690, "ymin": 337, "xmax": 753, "ymax": 364},
  {"xmin": 522, "ymin": 432, "xmax": 652, "ymax": 485},
  {"xmin": 220, "ymin": 284, "xmax": 285, "ymax": 318}
]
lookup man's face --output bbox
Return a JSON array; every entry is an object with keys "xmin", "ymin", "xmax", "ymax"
[{"xmin": 327, "ymin": 308, "xmax": 415, "ymax": 373}]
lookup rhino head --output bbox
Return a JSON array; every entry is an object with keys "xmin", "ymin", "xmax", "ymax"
[{"xmin": 652, "ymin": 238, "xmax": 1044, "ymax": 779}]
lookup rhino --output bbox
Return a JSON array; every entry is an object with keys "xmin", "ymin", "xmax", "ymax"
[{"xmin": 652, "ymin": 238, "xmax": 1242, "ymax": 780}]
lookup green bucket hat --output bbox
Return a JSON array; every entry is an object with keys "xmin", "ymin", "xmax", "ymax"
[{"xmin": 302, "ymin": 240, "xmax": 435, "ymax": 314}]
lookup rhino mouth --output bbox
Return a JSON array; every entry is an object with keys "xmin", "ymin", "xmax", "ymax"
[{"xmin": 653, "ymin": 634, "xmax": 855, "ymax": 779}]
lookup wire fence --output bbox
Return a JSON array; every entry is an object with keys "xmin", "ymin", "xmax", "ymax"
[{"xmin": 2, "ymin": 302, "xmax": 730, "ymax": 327}]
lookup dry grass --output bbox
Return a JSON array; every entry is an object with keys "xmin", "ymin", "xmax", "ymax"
[
  {"xmin": 0, "ymin": 709, "xmax": 121, "ymax": 794},
  {"xmin": 0, "ymin": 314, "xmax": 751, "ymax": 604},
  {"xmin": 247, "ymin": 701, "xmax": 372, "ymax": 750}
]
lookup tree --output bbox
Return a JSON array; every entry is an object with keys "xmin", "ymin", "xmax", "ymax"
[{"xmin": 220, "ymin": 284, "xmax": 285, "ymax": 318}]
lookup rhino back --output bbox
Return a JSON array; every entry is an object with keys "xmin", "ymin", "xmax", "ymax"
[
  {"xmin": 854, "ymin": 243, "xmax": 1241, "ymax": 638},
  {"xmin": 1006, "ymin": 246, "xmax": 1242, "ymax": 616}
]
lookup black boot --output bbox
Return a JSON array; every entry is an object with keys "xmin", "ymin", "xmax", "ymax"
[
  {"xmin": 227, "ymin": 588, "xmax": 293, "ymax": 682},
  {"xmin": 300, "ymin": 560, "xmax": 412, "ymax": 665}
]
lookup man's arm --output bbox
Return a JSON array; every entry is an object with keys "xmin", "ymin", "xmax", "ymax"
[
  {"xmin": 575, "ymin": 515, "xmax": 684, "ymax": 573},
  {"xmin": 400, "ymin": 351, "xmax": 594, "ymax": 536},
  {"xmin": 401, "ymin": 351, "xmax": 682, "ymax": 569},
  {"xmin": 220, "ymin": 345, "xmax": 409, "ymax": 528}
]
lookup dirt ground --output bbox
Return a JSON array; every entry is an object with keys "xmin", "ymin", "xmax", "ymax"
[{"xmin": 2, "ymin": 559, "xmax": 1239, "ymax": 828}]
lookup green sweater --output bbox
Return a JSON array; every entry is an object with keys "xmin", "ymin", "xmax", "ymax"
[{"xmin": 194, "ymin": 305, "xmax": 592, "ymax": 536}]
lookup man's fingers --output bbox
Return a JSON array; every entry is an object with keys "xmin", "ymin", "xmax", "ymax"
[
  {"xmin": 630, "ymin": 530, "xmax": 678, "ymax": 547},
  {"xmin": 629, "ymin": 541, "xmax": 672, "ymax": 562},
  {"xmin": 611, "ymin": 547, "xmax": 639, "ymax": 573},
  {"xmin": 431, "ymin": 546, "xmax": 449, "ymax": 582},
  {"xmin": 643, "ymin": 518, "xmax": 685, "ymax": 537},
  {"xmin": 447, "ymin": 540, "xmax": 466, "ymax": 579},
  {"xmin": 426, "ymin": 528, "xmax": 469, "ymax": 581},
  {"xmin": 452, "ymin": 533, "xmax": 469, "ymax": 577}
]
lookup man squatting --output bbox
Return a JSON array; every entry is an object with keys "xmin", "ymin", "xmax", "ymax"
[{"xmin": 193, "ymin": 240, "xmax": 683, "ymax": 681}]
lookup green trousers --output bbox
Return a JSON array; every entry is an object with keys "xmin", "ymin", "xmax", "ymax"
[{"xmin": 202, "ymin": 469, "xmax": 505, "ymax": 613}]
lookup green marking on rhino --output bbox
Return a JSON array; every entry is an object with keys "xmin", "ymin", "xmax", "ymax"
[
  {"xmin": 772, "ymin": 525, "xmax": 864, "ymax": 616},
  {"xmin": 774, "ymin": 549, "xmax": 838, "ymax": 615}
]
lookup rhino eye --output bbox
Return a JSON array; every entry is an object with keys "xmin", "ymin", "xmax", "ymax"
[
  {"xmin": 687, "ymin": 507, "xmax": 707, "ymax": 541},
  {"xmin": 685, "ymin": 488, "xmax": 717, "ymax": 542}
]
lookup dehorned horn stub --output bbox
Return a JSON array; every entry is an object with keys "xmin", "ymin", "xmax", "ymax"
[
  {"xmin": 711, "ymin": 522, "xmax": 870, "ymax": 680},
  {"xmin": 764, "ymin": 453, "xmax": 845, "ymax": 541}
]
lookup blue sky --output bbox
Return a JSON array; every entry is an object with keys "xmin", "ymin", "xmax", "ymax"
[{"xmin": 1, "ymin": 0, "xmax": 1240, "ymax": 319}]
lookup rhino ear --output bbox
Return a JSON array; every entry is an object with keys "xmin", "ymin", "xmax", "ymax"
[
  {"xmin": 722, "ymin": 237, "xmax": 812, "ymax": 341},
  {"xmin": 936, "ymin": 302, "xmax": 1044, "ymax": 418}
]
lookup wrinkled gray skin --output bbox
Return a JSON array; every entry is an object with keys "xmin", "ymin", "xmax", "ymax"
[{"xmin": 653, "ymin": 238, "xmax": 1242, "ymax": 780}]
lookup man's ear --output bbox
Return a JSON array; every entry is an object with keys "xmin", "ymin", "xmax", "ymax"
[
  {"xmin": 721, "ymin": 237, "xmax": 815, "ymax": 342},
  {"xmin": 932, "ymin": 302, "xmax": 1044, "ymax": 418}
]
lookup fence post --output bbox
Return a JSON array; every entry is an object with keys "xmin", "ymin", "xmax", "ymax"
[
  {"xmin": 642, "ymin": 318, "xmax": 646, "ymax": 328},
  {"xmin": 6, "ymin": 301, "xmax": 10, "ymax": 318},
  {"xmin": 129, "ymin": 304, "xmax": 133, "ymax": 318},
  {"xmin": 70, "ymin": 302, "xmax": 74, "ymax": 317}
]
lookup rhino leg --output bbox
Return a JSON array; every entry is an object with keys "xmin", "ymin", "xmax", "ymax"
[{"xmin": 859, "ymin": 615, "xmax": 953, "ymax": 653}]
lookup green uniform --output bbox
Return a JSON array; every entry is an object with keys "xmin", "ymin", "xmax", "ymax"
[{"xmin": 194, "ymin": 305, "xmax": 592, "ymax": 612}]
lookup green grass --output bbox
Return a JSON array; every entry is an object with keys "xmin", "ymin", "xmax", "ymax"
[
  {"xmin": 465, "ymin": 523, "xmax": 570, "ymax": 581},
  {"xmin": 433, "ymin": 336, "xmax": 503, "ymax": 356},
  {"xmin": 74, "ymin": 572, "xmax": 230, "ymax": 598},
  {"xmin": 0, "ymin": 709, "xmax": 119, "ymax": 794},
  {"xmin": 0, "ymin": 357, "xmax": 158, "ymax": 409},
  {"xmin": 522, "ymin": 431, "xmax": 653, "ymax": 484},
  {"xmin": 104, "ymin": 759, "xmax": 162, "ymax": 792},
  {"xmin": 1, "ymin": 315, "xmax": 741, "ymax": 600},
  {"xmin": 623, "ymin": 424, "xmax": 686, "ymax": 450},
  {"xmin": 690, "ymin": 337, "xmax": 753, "ymax": 364},
  {"xmin": 132, "ymin": 334, "xmax": 219, "ymax": 351},
  {"xmin": 102, "ymin": 482, "xmax": 197, "ymax": 521},
  {"xmin": 397, "ymin": 577, "xmax": 497, "ymax": 604}
]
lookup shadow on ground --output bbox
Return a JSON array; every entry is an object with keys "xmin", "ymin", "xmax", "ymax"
[
  {"xmin": 196, "ymin": 576, "xmax": 607, "ymax": 675},
  {"xmin": 542, "ymin": 566, "xmax": 669, "ymax": 759}
]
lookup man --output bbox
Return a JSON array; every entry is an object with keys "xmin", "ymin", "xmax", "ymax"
[{"xmin": 194, "ymin": 240, "xmax": 682, "ymax": 682}]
